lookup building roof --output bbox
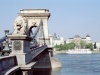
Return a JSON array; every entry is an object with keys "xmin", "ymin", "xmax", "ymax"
[
  {"xmin": 69, "ymin": 38, "xmax": 73, "ymax": 39},
  {"xmin": 74, "ymin": 35, "xmax": 81, "ymax": 38},
  {"xmin": 81, "ymin": 38, "xmax": 86, "ymax": 39},
  {"xmin": 86, "ymin": 34, "xmax": 90, "ymax": 37}
]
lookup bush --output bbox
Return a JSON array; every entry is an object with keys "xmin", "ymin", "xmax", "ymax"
[
  {"xmin": 80, "ymin": 41, "xmax": 86, "ymax": 49},
  {"xmin": 54, "ymin": 42, "xmax": 76, "ymax": 51},
  {"xmin": 85, "ymin": 43, "xmax": 93, "ymax": 51}
]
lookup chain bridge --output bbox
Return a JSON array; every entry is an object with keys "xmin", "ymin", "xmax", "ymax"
[{"xmin": 0, "ymin": 9, "xmax": 61, "ymax": 75}]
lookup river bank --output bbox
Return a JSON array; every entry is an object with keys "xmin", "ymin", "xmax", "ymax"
[
  {"xmin": 53, "ymin": 49, "xmax": 100, "ymax": 54},
  {"xmin": 53, "ymin": 50, "xmax": 67, "ymax": 54}
]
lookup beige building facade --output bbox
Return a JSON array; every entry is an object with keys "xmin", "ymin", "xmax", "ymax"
[{"xmin": 66, "ymin": 34, "xmax": 91, "ymax": 45}]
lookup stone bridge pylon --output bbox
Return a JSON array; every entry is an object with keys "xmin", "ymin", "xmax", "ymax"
[
  {"xmin": 8, "ymin": 9, "xmax": 51, "ymax": 66},
  {"xmin": 19, "ymin": 9, "xmax": 51, "ymax": 46}
]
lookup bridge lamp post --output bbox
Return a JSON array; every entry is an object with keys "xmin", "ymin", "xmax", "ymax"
[
  {"xmin": 4, "ymin": 30, "xmax": 10, "ymax": 43},
  {"xmin": 2, "ymin": 30, "xmax": 11, "ymax": 56},
  {"xmin": 5, "ymin": 30, "xmax": 9, "ymax": 37}
]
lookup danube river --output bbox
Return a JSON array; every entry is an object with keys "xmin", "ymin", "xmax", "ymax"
[{"xmin": 51, "ymin": 53, "xmax": 100, "ymax": 75}]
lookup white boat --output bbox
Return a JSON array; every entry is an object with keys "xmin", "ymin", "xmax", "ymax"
[{"xmin": 66, "ymin": 49, "xmax": 92, "ymax": 54}]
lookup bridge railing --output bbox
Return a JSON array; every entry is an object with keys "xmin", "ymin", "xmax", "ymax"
[
  {"xmin": 0, "ymin": 56, "xmax": 17, "ymax": 74},
  {"xmin": 30, "ymin": 45, "xmax": 47, "ymax": 59}
]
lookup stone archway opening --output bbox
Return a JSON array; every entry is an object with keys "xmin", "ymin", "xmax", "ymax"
[{"xmin": 29, "ymin": 26, "xmax": 37, "ymax": 37}]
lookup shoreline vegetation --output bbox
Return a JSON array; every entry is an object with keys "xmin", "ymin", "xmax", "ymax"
[
  {"xmin": 55, "ymin": 42, "xmax": 94, "ymax": 51},
  {"xmin": 54, "ymin": 42, "xmax": 100, "ymax": 54}
]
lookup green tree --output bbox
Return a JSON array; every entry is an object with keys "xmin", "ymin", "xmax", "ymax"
[
  {"xmin": 68, "ymin": 42, "xmax": 76, "ymax": 49},
  {"xmin": 54, "ymin": 42, "xmax": 76, "ymax": 51},
  {"xmin": 86, "ymin": 43, "xmax": 94, "ymax": 51},
  {"xmin": 80, "ymin": 41, "xmax": 86, "ymax": 49}
]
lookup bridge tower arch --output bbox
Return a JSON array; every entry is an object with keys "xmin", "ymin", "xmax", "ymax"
[{"xmin": 19, "ymin": 9, "xmax": 51, "ymax": 46}]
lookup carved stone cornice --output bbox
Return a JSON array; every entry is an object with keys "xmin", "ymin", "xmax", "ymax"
[
  {"xmin": 19, "ymin": 13, "xmax": 50, "ymax": 18},
  {"xmin": 20, "ymin": 9, "xmax": 49, "ymax": 12}
]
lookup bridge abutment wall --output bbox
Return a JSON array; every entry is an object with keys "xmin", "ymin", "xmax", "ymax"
[
  {"xmin": 0, "ymin": 56, "xmax": 18, "ymax": 75},
  {"xmin": 33, "ymin": 49, "xmax": 52, "ymax": 69}
]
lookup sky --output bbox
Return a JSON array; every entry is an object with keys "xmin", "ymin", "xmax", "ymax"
[{"xmin": 0, "ymin": 0, "xmax": 100, "ymax": 42}]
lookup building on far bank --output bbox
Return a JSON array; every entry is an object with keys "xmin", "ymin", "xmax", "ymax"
[
  {"xmin": 49, "ymin": 33, "xmax": 64, "ymax": 46},
  {"xmin": 66, "ymin": 34, "xmax": 92, "ymax": 48},
  {"xmin": 95, "ymin": 42, "xmax": 100, "ymax": 49},
  {"xmin": 93, "ymin": 42, "xmax": 100, "ymax": 50},
  {"xmin": 66, "ymin": 34, "xmax": 91, "ymax": 43}
]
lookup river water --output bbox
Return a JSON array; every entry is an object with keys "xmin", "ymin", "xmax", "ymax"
[{"xmin": 51, "ymin": 53, "xmax": 100, "ymax": 75}]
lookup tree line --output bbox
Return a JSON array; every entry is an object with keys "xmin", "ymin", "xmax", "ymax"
[{"xmin": 55, "ymin": 41, "xmax": 94, "ymax": 51}]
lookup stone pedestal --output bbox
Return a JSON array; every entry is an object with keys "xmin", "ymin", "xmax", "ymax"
[{"xmin": 8, "ymin": 35, "xmax": 32, "ymax": 66}]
